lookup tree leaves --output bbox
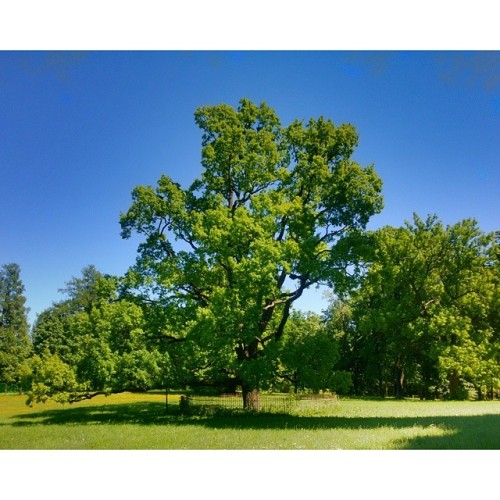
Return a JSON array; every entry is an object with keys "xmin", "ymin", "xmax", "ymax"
[
  {"xmin": 345, "ymin": 214, "xmax": 499, "ymax": 398},
  {"xmin": 26, "ymin": 267, "xmax": 166, "ymax": 403},
  {"xmin": 120, "ymin": 99, "xmax": 383, "ymax": 394}
]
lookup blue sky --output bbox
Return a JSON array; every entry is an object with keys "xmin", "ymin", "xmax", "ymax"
[{"xmin": 1, "ymin": 51, "xmax": 499, "ymax": 324}]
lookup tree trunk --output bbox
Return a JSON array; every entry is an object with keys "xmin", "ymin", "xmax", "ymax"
[
  {"xmin": 378, "ymin": 365, "xmax": 385, "ymax": 398},
  {"xmin": 225, "ymin": 378, "xmax": 239, "ymax": 394},
  {"xmin": 242, "ymin": 386, "xmax": 260, "ymax": 411},
  {"xmin": 394, "ymin": 365, "xmax": 405, "ymax": 399},
  {"xmin": 448, "ymin": 371, "xmax": 461, "ymax": 399},
  {"xmin": 477, "ymin": 386, "xmax": 484, "ymax": 401}
]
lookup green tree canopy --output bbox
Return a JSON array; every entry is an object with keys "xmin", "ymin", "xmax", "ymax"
[
  {"xmin": 343, "ymin": 215, "xmax": 499, "ymax": 399},
  {"xmin": 24, "ymin": 266, "xmax": 166, "ymax": 404},
  {"xmin": 278, "ymin": 310, "xmax": 351, "ymax": 394},
  {"xmin": 120, "ymin": 98, "xmax": 383, "ymax": 408}
]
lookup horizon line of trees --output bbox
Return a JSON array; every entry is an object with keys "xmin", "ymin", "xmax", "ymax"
[{"xmin": 2, "ymin": 214, "xmax": 498, "ymax": 403}]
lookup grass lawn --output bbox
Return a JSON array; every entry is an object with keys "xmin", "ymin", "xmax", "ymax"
[{"xmin": 1, "ymin": 392, "xmax": 499, "ymax": 449}]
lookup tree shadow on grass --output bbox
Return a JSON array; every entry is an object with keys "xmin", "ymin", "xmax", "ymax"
[{"xmin": 7, "ymin": 401, "xmax": 500, "ymax": 449}]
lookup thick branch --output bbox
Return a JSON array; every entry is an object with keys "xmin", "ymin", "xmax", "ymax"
[
  {"xmin": 158, "ymin": 236, "xmax": 176, "ymax": 258},
  {"xmin": 274, "ymin": 301, "xmax": 293, "ymax": 342},
  {"xmin": 217, "ymin": 258, "xmax": 234, "ymax": 287},
  {"xmin": 262, "ymin": 297, "xmax": 289, "ymax": 310},
  {"xmin": 178, "ymin": 231, "xmax": 199, "ymax": 251},
  {"xmin": 67, "ymin": 389, "xmax": 128, "ymax": 404},
  {"xmin": 318, "ymin": 226, "xmax": 347, "ymax": 243},
  {"xmin": 277, "ymin": 268, "xmax": 287, "ymax": 289},
  {"xmin": 261, "ymin": 274, "xmax": 310, "ymax": 343},
  {"xmin": 162, "ymin": 333, "xmax": 186, "ymax": 344},
  {"xmin": 275, "ymin": 215, "xmax": 288, "ymax": 242}
]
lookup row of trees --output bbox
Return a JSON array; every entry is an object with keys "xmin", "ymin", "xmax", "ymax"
[
  {"xmin": 327, "ymin": 216, "xmax": 499, "ymax": 400},
  {"xmin": 2, "ymin": 217, "xmax": 498, "ymax": 405},
  {"xmin": 0, "ymin": 263, "xmax": 351, "ymax": 403},
  {"xmin": 2, "ymin": 99, "xmax": 498, "ymax": 407}
]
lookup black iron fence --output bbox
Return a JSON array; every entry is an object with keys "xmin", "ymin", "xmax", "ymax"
[{"xmin": 180, "ymin": 392, "xmax": 339, "ymax": 413}]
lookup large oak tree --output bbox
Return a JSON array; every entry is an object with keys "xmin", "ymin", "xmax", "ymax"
[{"xmin": 120, "ymin": 99, "xmax": 383, "ymax": 409}]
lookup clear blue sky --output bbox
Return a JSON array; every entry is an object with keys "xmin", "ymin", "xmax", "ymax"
[{"xmin": 1, "ymin": 51, "xmax": 499, "ymax": 324}]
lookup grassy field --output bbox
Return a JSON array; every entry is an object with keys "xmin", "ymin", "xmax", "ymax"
[{"xmin": 1, "ymin": 392, "xmax": 499, "ymax": 449}]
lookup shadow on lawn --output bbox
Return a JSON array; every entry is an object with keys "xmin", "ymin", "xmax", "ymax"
[{"xmin": 8, "ymin": 401, "xmax": 500, "ymax": 449}]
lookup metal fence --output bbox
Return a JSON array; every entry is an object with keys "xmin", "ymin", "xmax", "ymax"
[
  {"xmin": 182, "ymin": 393, "xmax": 297, "ymax": 413},
  {"xmin": 181, "ymin": 392, "xmax": 339, "ymax": 413},
  {"xmin": 298, "ymin": 393, "xmax": 339, "ymax": 403}
]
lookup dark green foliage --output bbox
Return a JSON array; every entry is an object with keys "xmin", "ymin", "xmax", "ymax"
[
  {"xmin": 278, "ymin": 311, "xmax": 351, "ymax": 393},
  {"xmin": 331, "ymin": 215, "xmax": 499, "ymax": 399},
  {"xmin": 179, "ymin": 395, "xmax": 192, "ymax": 414}
]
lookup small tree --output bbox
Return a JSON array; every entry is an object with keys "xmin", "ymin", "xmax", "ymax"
[
  {"xmin": 120, "ymin": 99, "xmax": 383, "ymax": 409},
  {"xmin": 0, "ymin": 263, "xmax": 31, "ymax": 386}
]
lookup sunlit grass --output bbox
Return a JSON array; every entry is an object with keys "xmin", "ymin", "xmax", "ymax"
[{"xmin": 1, "ymin": 393, "xmax": 499, "ymax": 450}]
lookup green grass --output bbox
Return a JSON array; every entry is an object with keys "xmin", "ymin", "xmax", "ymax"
[{"xmin": 1, "ymin": 392, "xmax": 499, "ymax": 449}]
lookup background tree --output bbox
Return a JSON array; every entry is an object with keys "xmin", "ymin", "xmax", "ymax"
[
  {"xmin": 120, "ymin": 98, "xmax": 383, "ymax": 409},
  {"xmin": 343, "ymin": 215, "xmax": 499, "ymax": 399},
  {"xmin": 430, "ymin": 219, "xmax": 499, "ymax": 398},
  {"xmin": 58, "ymin": 264, "xmax": 117, "ymax": 312},
  {"xmin": 0, "ymin": 263, "xmax": 31, "ymax": 386},
  {"xmin": 278, "ymin": 310, "xmax": 351, "ymax": 394},
  {"xmin": 24, "ymin": 266, "xmax": 166, "ymax": 404},
  {"xmin": 31, "ymin": 265, "xmax": 117, "ymax": 357},
  {"xmin": 322, "ymin": 297, "xmax": 371, "ymax": 395}
]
